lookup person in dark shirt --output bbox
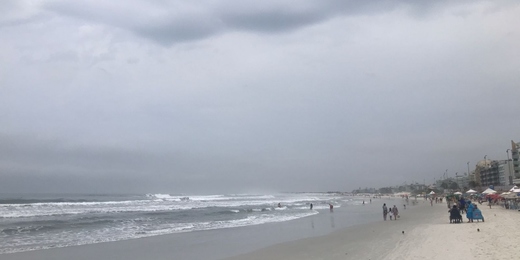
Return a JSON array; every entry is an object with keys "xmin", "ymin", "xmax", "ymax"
[{"xmin": 449, "ymin": 205, "xmax": 462, "ymax": 223}]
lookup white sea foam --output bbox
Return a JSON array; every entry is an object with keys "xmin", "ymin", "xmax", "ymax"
[{"xmin": 0, "ymin": 192, "xmax": 340, "ymax": 254}]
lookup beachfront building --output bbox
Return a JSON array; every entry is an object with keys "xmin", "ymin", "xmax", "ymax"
[
  {"xmin": 409, "ymin": 183, "xmax": 428, "ymax": 192},
  {"xmin": 464, "ymin": 164, "xmax": 478, "ymax": 189},
  {"xmin": 480, "ymin": 160, "xmax": 500, "ymax": 188},
  {"xmin": 454, "ymin": 174, "xmax": 470, "ymax": 190},
  {"xmin": 511, "ymin": 140, "xmax": 520, "ymax": 184},
  {"xmin": 473, "ymin": 160, "xmax": 488, "ymax": 188},
  {"xmin": 498, "ymin": 160, "xmax": 515, "ymax": 186}
]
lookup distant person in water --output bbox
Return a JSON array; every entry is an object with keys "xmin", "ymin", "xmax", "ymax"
[
  {"xmin": 329, "ymin": 204, "xmax": 334, "ymax": 212},
  {"xmin": 383, "ymin": 203, "xmax": 388, "ymax": 221},
  {"xmin": 278, "ymin": 203, "xmax": 281, "ymax": 208},
  {"xmin": 310, "ymin": 203, "xmax": 313, "ymax": 210},
  {"xmin": 363, "ymin": 200, "xmax": 365, "ymax": 205}
]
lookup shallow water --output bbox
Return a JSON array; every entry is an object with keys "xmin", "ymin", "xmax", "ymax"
[{"xmin": 0, "ymin": 192, "xmax": 376, "ymax": 254}]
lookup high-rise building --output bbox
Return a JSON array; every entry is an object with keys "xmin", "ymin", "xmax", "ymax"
[
  {"xmin": 473, "ymin": 160, "xmax": 488, "ymax": 187},
  {"xmin": 480, "ymin": 160, "xmax": 500, "ymax": 187},
  {"xmin": 498, "ymin": 160, "xmax": 514, "ymax": 186},
  {"xmin": 512, "ymin": 140, "xmax": 520, "ymax": 184}
]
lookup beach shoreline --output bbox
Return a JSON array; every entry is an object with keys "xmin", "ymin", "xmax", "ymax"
[
  {"xmin": 4, "ymin": 197, "xmax": 516, "ymax": 260},
  {"xmin": 0, "ymin": 196, "xmax": 413, "ymax": 260},
  {"xmin": 224, "ymin": 198, "xmax": 439, "ymax": 260}
]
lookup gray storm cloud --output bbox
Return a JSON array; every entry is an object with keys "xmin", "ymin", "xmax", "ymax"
[{"xmin": 39, "ymin": 0, "xmax": 488, "ymax": 45}]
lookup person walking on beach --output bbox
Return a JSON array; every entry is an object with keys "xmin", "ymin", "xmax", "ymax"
[
  {"xmin": 392, "ymin": 205, "xmax": 399, "ymax": 220},
  {"xmin": 383, "ymin": 204, "xmax": 388, "ymax": 221},
  {"xmin": 329, "ymin": 203, "xmax": 334, "ymax": 212},
  {"xmin": 459, "ymin": 198, "xmax": 466, "ymax": 214},
  {"xmin": 310, "ymin": 203, "xmax": 313, "ymax": 210}
]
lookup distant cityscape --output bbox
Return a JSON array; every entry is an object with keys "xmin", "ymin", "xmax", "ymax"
[{"xmin": 353, "ymin": 140, "xmax": 520, "ymax": 195}]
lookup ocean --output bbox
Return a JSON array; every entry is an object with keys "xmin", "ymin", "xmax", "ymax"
[{"xmin": 0, "ymin": 192, "xmax": 364, "ymax": 255}]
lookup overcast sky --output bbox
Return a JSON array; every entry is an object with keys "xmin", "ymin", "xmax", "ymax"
[{"xmin": 1, "ymin": 0, "xmax": 519, "ymax": 194}]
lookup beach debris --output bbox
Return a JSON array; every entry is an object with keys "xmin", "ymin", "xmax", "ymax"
[
  {"xmin": 477, "ymin": 228, "xmax": 480, "ymax": 232},
  {"xmin": 402, "ymin": 231, "xmax": 405, "ymax": 234}
]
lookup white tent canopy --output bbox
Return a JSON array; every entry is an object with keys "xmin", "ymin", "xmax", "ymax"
[
  {"xmin": 509, "ymin": 186, "xmax": 518, "ymax": 192},
  {"xmin": 454, "ymin": 192, "xmax": 463, "ymax": 195},
  {"xmin": 466, "ymin": 189, "xmax": 477, "ymax": 194},
  {"xmin": 429, "ymin": 191, "xmax": 435, "ymax": 195},
  {"xmin": 512, "ymin": 189, "xmax": 520, "ymax": 193},
  {"xmin": 482, "ymin": 188, "xmax": 497, "ymax": 194},
  {"xmin": 503, "ymin": 192, "xmax": 519, "ymax": 199}
]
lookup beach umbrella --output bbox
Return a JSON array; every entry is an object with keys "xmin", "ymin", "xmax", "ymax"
[
  {"xmin": 481, "ymin": 188, "xmax": 497, "ymax": 194},
  {"xmin": 488, "ymin": 193, "xmax": 501, "ymax": 199},
  {"xmin": 512, "ymin": 188, "xmax": 520, "ymax": 193},
  {"xmin": 466, "ymin": 189, "xmax": 477, "ymax": 194},
  {"xmin": 454, "ymin": 192, "xmax": 463, "ymax": 195},
  {"xmin": 509, "ymin": 186, "xmax": 518, "ymax": 192}
]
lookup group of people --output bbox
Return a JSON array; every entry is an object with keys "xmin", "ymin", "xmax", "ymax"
[
  {"xmin": 426, "ymin": 196, "xmax": 445, "ymax": 206},
  {"xmin": 447, "ymin": 197, "xmax": 484, "ymax": 223},
  {"xmin": 377, "ymin": 196, "xmax": 489, "ymax": 223},
  {"xmin": 382, "ymin": 203, "xmax": 399, "ymax": 221},
  {"xmin": 306, "ymin": 203, "xmax": 332, "ymax": 211}
]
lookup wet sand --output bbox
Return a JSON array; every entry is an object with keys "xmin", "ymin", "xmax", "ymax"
[{"xmin": 224, "ymin": 199, "xmax": 438, "ymax": 260}]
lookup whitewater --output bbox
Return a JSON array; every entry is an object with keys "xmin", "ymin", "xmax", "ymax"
[{"xmin": 0, "ymin": 192, "xmax": 353, "ymax": 254}]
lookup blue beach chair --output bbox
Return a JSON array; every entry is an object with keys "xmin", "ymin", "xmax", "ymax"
[{"xmin": 472, "ymin": 208, "xmax": 484, "ymax": 222}]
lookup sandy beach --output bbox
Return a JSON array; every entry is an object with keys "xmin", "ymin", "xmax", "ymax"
[
  {"xmin": 385, "ymin": 203, "xmax": 520, "ymax": 260},
  {"xmin": 226, "ymin": 200, "xmax": 520, "ymax": 260},
  {"xmin": 2, "ymin": 198, "xmax": 518, "ymax": 260}
]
